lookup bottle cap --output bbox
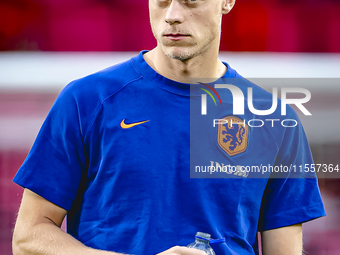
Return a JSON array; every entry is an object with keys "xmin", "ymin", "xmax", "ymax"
[{"xmin": 195, "ymin": 232, "xmax": 226, "ymax": 244}]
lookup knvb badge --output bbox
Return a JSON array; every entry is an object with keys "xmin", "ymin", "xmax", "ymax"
[{"xmin": 217, "ymin": 116, "xmax": 249, "ymax": 156}]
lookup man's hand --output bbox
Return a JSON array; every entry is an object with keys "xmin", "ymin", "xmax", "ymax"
[
  {"xmin": 156, "ymin": 246, "xmax": 206, "ymax": 255},
  {"xmin": 261, "ymin": 224, "xmax": 303, "ymax": 255}
]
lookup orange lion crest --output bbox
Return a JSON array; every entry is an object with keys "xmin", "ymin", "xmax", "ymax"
[{"xmin": 217, "ymin": 116, "xmax": 248, "ymax": 156}]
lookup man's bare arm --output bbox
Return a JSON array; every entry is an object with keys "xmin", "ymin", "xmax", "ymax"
[
  {"xmin": 13, "ymin": 189, "xmax": 204, "ymax": 255},
  {"xmin": 12, "ymin": 189, "xmax": 122, "ymax": 255},
  {"xmin": 261, "ymin": 224, "xmax": 303, "ymax": 255}
]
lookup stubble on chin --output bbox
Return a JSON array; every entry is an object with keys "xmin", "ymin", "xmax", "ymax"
[
  {"xmin": 162, "ymin": 45, "xmax": 200, "ymax": 61},
  {"xmin": 161, "ymin": 39, "xmax": 216, "ymax": 62},
  {"xmin": 155, "ymin": 26, "xmax": 217, "ymax": 62}
]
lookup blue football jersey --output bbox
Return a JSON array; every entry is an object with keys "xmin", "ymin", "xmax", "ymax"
[{"xmin": 14, "ymin": 51, "xmax": 326, "ymax": 255}]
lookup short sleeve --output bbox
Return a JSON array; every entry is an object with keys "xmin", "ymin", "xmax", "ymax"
[
  {"xmin": 13, "ymin": 83, "xmax": 88, "ymax": 211},
  {"xmin": 258, "ymin": 115, "xmax": 326, "ymax": 231}
]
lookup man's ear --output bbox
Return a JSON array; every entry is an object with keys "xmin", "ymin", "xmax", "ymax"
[{"xmin": 221, "ymin": 0, "xmax": 236, "ymax": 14}]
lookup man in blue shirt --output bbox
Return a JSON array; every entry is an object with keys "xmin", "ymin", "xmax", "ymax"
[{"xmin": 12, "ymin": 0, "xmax": 325, "ymax": 254}]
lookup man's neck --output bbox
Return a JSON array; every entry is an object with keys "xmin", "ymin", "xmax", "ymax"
[{"xmin": 143, "ymin": 47, "xmax": 226, "ymax": 84}]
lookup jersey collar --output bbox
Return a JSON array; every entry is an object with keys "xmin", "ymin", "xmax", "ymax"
[{"xmin": 131, "ymin": 50, "xmax": 236, "ymax": 97}]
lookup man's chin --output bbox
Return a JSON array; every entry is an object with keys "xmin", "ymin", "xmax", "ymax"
[{"xmin": 163, "ymin": 47, "xmax": 196, "ymax": 61}]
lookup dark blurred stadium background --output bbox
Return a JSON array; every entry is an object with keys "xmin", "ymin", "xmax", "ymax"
[{"xmin": 0, "ymin": 0, "xmax": 340, "ymax": 254}]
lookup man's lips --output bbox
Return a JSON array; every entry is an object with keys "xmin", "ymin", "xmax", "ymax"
[{"xmin": 163, "ymin": 33, "xmax": 190, "ymax": 41}]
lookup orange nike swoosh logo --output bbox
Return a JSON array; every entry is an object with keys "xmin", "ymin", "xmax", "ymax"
[{"xmin": 120, "ymin": 119, "xmax": 149, "ymax": 129}]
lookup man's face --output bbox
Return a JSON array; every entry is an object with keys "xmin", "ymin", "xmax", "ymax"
[{"xmin": 149, "ymin": 0, "xmax": 225, "ymax": 61}]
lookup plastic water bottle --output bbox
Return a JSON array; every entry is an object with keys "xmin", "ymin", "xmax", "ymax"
[{"xmin": 187, "ymin": 232, "xmax": 215, "ymax": 255}]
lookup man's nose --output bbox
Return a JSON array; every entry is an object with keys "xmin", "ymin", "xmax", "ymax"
[{"xmin": 165, "ymin": 0, "xmax": 185, "ymax": 24}]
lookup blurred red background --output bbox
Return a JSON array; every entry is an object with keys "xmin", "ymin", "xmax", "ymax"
[{"xmin": 0, "ymin": 0, "xmax": 340, "ymax": 52}]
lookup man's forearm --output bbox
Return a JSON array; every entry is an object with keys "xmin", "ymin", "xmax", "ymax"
[
  {"xmin": 12, "ymin": 221, "xmax": 125, "ymax": 255},
  {"xmin": 12, "ymin": 222, "xmax": 205, "ymax": 255}
]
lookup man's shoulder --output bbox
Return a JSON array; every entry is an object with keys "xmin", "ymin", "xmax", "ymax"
[
  {"xmin": 63, "ymin": 56, "xmax": 142, "ymax": 101},
  {"xmin": 230, "ymin": 73, "xmax": 299, "ymax": 119},
  {"xmin": 49, "ymin": 56, "xmax": 144, "ymax": 137}
]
